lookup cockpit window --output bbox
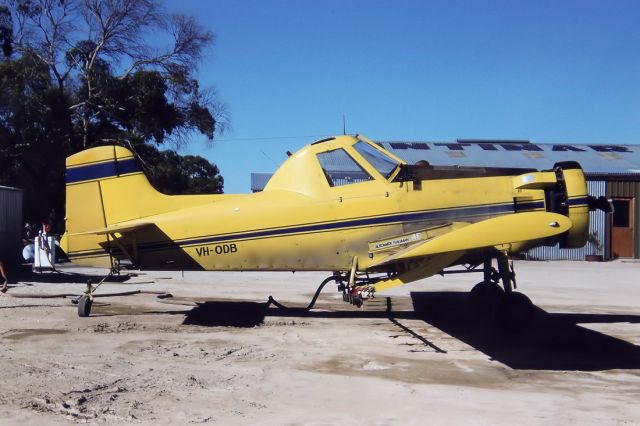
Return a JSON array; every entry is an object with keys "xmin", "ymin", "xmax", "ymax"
[
  {"xmin": 353, "ymin": 141, "xmax": 400, "ymax": 179},
  {"xmin": 317, "ymin": 148, "xmax": 373, "ymax": 187}
]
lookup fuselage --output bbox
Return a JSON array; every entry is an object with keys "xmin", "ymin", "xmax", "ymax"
[{"xmin": 62, "ymin": 135, "xmax": 589, "ymax": 273}]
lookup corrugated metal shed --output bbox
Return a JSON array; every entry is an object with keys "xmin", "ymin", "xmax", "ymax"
[
  {"xmin": 0, "ymin": 186, "xmax": 23, "ymax": 264},
  {"xmin": 378, "ymin": 140, "xmax": 640, "ymax": 173},
  {"xmin": 253, "ymin": 140, "xmax": 640, "ymax": 189},
  {"xmin": 251, "ymin": 173, "xmax": 273, "ymax": 192}
]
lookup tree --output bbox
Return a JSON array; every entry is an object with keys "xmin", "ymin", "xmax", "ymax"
[
  {"xmin": 0, "ymin": 0, "xmax": 227, "ymax": 225},
  {"xmin": 133, "ymin": 143, "xmax": 223, "ymax": 195},
  {"xmin": 8, "ymin": 0, "xmax": 226, "ymax": 148},
  {"xmin": 0, "ymin": 5, "xmax": 12, "ymax": 57},
  {"xmin": 0, "ymin": 52, "xmax": 73, "ymax": 225}
]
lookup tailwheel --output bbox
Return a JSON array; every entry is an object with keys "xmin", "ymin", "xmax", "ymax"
[
  {"xmin": 77, "ymin": 295, "xmax": 93, "ymax": 317},
  {"xmin": 469, "ymin": 280, "xmax": 504, "ymax": 316},
  {"xmin": 496, "ymin": 291, "xmax": 534, "ymax": 331},
  {"xmin": 77, "ymin": 279, "xmax": 95, "ymax": 317}
]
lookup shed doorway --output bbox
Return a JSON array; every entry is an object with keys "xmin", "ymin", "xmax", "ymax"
[{"xmin": 611, "ymin": 198, "xmax": 634, "ymax": 258}]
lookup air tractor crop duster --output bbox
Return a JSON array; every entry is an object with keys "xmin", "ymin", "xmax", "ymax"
[{"xmin": 61, "ymin": 134, "xmax": 609, "ymax": 326}]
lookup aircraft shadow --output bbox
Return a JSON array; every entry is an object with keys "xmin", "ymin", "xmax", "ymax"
[
  {"xmin": 182, "ymin": 294, "xmax": 640, "ymax": 371},
  {"xmin": 410, "ymin": 291, "xmax": 640, "ymax": 371},
  {"xmin": 183, "ymin": 301, "xmax": 272, "ymax": 327},
  {"xmin": 181, "ymin": 300, "xmax": 418, "ymax": 327},
  {"xmin": 13, "ymin": 268, "xmax": 135, "ymax": 284}
]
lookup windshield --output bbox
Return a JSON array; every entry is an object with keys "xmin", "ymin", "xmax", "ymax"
[
  {"xmin": 317, "ymin": 148, "xmax": 373, "ymax": 187},
  {"xmin": 353, "ymin": 141, "xmax": 400, "ymax": 179}
]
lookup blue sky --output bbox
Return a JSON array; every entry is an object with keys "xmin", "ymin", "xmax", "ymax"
[{"xmin": 167, "ymin": 0, "xmax": 640, "ymax": 193}]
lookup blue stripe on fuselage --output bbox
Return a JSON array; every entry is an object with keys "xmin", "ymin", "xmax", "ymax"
[
  {"xmin": 136, "ymin": 201, "xmax": 519, "ymax": 253},
  {"xmin": 567, "ymin": 196, "xmax": 589, "ymax": 206}
]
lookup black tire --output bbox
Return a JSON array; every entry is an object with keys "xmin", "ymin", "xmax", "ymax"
[
  {"xmin": 352, "ymin": 295, "xmax": 363, "ymax": 308},
  {"xmin": 469, "ymin": 281, "xmax": 504, "ymax": 316},
  {"xmin": 78, "ymin": 295, "xmax": 93, "ymax": 317},
  {"xmin": 496, "ymin": 291, "xmax": 534, "ymax": 331}
]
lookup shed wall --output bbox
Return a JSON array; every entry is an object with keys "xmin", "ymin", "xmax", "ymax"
[
  {"xmin": 606, "ymin": 180, "xmax": 640, "ymax": 258},
  {"xmin": 0, "ymin": 187, "xmax": 23, "ymax": 264}
]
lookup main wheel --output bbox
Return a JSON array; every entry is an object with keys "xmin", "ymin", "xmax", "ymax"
[
  {"xmin": 496, "ymin": 291, "xmax": 534, "ymax": 331},
  {"xmin": 78, "ymin": 295, "xmax": 93, "ymax": 317},
  {"xmin": 469, "ymin": 281, "xmax": 504, "ymax": 316}
]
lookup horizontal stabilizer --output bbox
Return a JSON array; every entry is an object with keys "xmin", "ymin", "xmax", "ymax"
[
  {"xmin": 70, "ymin": 221, "xmax": 153, "ymax": 236},
  {"xmin": 369, "ymin": 212, "xmax": 572, "ymax": 267}
]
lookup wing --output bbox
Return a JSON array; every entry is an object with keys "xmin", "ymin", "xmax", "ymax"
[
  {"xmin": 65, "ymin": 221, "xmax": 153, "ymax": 267},
  {"xmin": 368, "ymin": 211, "xmax": 572, "ymax": 268},
  {"xmin": 67, "ymin": 220, "xmax": 204, "ymax": 270}
]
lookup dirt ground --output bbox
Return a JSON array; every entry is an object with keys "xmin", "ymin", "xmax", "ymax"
[{"xmin": 0, "ymin": 260, "xmax": 638, "ymax": 425}]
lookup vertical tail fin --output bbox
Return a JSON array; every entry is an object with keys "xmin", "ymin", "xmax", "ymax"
[
  {"xmin": 61, "ymin": 145, "xmax": 157, "ymax": 266},
  {"xmin": 61, "ymin": 145, "xmax": 235, "ymax": 267}
]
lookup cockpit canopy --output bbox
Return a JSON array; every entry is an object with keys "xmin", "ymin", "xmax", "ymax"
[
  {"xmin": 317, "ymin": 140, "xmax": 401, "ymax": 187},
  {"xmin": 263, "ymin": 135, "xmax": 404, "ymax": 195}
]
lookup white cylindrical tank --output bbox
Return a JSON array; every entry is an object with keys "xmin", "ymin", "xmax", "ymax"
[{"xmin": 34, "ymin": 234, "xmax": 56, "ymax": 271}]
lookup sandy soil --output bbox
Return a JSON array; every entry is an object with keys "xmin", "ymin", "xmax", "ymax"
[{"xmin": 0, "ymin": 260, "xmax": 638, "ymax": 425}]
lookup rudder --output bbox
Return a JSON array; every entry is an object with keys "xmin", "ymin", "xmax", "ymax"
[{"xmin": 61, "ymin": 146, "xmax": 152, "ymax": 266}]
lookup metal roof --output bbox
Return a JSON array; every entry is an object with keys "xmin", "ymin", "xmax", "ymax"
[
  {"xmin": 250, "ymin": 139, "xmax": 640, "ymax": 192},
  {"xmin": 378, "ymin": 140, "xmax": 640, "ymax": 174},
  {"xmin": 251, "ymin": 173, "xmax": 273, "ymax": 192}
]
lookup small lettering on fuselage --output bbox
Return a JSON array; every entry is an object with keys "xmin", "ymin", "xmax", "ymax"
[
  {"xmin": 374, "ymin": 237, "xmax": 411, "ymax": 250},
  {"xmin": 372, "ymin": 233, "xmax": 422, "ymax": 251},
  {"xmin": 195, "ymin": 244, "xmax": 237, "ymax": 257}
]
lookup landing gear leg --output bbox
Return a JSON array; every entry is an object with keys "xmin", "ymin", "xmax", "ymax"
[
  {"xmin": 483, "ymin": 257, "xmax": 492, "ymax": 283},
  {"xmin": 497, "ymin": 252, "xmax": 513, "ymax": 293},
  {"xmin": 495, "ymin": 251, "xmax": 533, "ymax": 330},
  {"xmin": 469, "ymin": 253, "xmax": 534, "ymax": 330},
  {"xmin": 469, "ymin": 258, "xmax": 504, "ymax": 315}
]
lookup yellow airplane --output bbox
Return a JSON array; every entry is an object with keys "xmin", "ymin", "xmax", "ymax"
[{"xmin": 60, "ymin": 134, "xmax": 603, "ymax": 324}]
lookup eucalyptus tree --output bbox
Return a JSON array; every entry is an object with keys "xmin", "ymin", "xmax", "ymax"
[
  {"xmin": 0, "ymin": 0, "xmax": 227, "ymax": 224},
  {"xmin": 7, "ymin": 0, "xmax": 225, "ymax": 148}
]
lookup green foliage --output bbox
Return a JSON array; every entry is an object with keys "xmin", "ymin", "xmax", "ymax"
[
  {"xmin": 0, "ymin": 5, "xmax": 12, "ymax": 57},
  {"xmin": 0, "ymin": 52, "xmax": 73, "ymax": 224},
  {"xmin": 133, "ymin": 144, "xmax": 224, "ymax": 195},
  {"xmin": 0, "ymin": 0, "xmax": 227, "ymax": 225}
]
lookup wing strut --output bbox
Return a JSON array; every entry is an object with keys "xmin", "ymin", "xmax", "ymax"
[{"xmin": 107, "ymin": 231, "xmax": 139, "ymax": 268}]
